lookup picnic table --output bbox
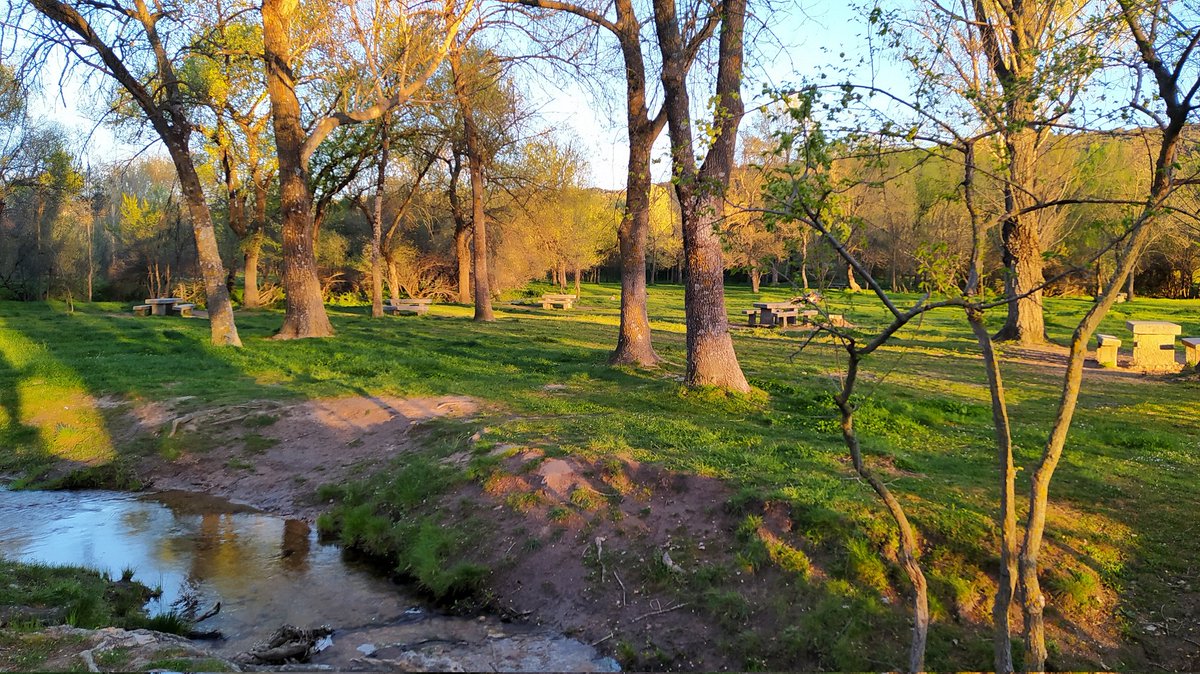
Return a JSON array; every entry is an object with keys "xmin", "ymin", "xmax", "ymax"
[
  {"xmin": 1126, "ymin": 320, "xmax": 1181, "ymax": 369},
  {"xmin": 542, "ymin": 293, "xmax": 576, "ymax": 310},
  {"xmin": 384, "ymin": 297, "xmax": 433, "ymax": 315},
  {"xmin": 750, "ymin": 302, "xmax": 797, "ymax": 327},
  {"xmin": 142, "ymin": 297, "xmax": 184, "ymax": 316}
]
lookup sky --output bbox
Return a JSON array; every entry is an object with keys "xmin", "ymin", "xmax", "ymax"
[{"xmin": 25, "ymin": 1, "xmax": 883, "ymax": 190}]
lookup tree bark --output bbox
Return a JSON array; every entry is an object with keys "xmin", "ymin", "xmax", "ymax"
[
  {"xmin": 750, "ymin": 267, "xmax": 760, "ymax": 293},
  {"xmin": 370, "ymin": 120, "xmax": 390, "ymax": 318},
  {"xmin": 994, "ymin": 128, "xmax": 1046, "ymax": 344},
  {"xmin": 454, "ymin": 62, "xmax": 493, "ymax": 322},
  {"xmin": 847, "ymin": 263, "xmax": 862, "ymax": 292},
  {"xmin": 243, "ymin": 179, "xmax": 268, "ymax": 309},
  {"xmin": 573, "ymin": 263, "xmax": 581, "ymax": 298},
  {"xmin": 837, "ymin": 357, "xmax": 928, "ymax": 673},
  {"xmin": 966, "ymin": 311, "xmax": 1019, "ymax": 672},
  {"xmin": 653, "ymin": 0, "xmax": 749, "ymax": 392},
  {"xmin": 262, "ymin": 0, "xmax": 334, "ymax": 339}
]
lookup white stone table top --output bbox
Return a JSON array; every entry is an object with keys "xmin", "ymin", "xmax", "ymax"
[{"xmin": 1125, "ymin": 320, "xmax": 1182, "ymax": 335}]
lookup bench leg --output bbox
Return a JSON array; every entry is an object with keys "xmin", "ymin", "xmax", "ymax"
[{"xmin": 1186, "ymin": 345, "xmax": 1199, "ymax": 367}]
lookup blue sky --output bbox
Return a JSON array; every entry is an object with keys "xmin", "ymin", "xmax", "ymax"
[{"xmin": 29, "ymin": 0, "xmax": 882, "ymax": 189}]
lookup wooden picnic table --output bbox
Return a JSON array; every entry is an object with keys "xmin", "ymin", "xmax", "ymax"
[{"xmin": 144, "ymin": 297, "xmax": 183, "ymax": 316}]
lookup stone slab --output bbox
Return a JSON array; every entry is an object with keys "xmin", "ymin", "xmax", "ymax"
[{"xmin": 1125, "ymin": 320, "xmax": 1181, "ymax": 336}]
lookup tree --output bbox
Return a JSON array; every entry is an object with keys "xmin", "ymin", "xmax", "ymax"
[
  {"xmin": 260, "ymin": 0, "xmax": 468, "ymax": 338},
  {"xmin": 183, "ymin": 13, "xmax": 277, "ymax": 309},
  {"xmin": 448, "ymin": 42, "xmax": 495, "ymax": 321},
  {"xmin": 653, "ymin": 0, "xmax": 750, "ymax": 392},
  {"xmin": 906, "ymin": 0, "xmax": 1107, "ymax": 343},
  {"xmin": 503, "ymin": 0, "xmax": 715, "ymax": 365},
  {"xmin": 25, "ymin": 0, "xmax": 241, "ymax": 346}
]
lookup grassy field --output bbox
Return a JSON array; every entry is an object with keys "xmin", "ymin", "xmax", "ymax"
[{"xmin": 1, "ymin": 283, "xmax": 1198, "ymax": 669}]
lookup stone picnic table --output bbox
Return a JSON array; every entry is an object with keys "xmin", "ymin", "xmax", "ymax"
[
  {"xmin": 143, "ymin": 297, "xmax": 184, "ymax": 316},
  {"xmin": 750, "ymin": 301, "xmax": 799, "ymax": 327},
  {"xmin": 1126, "ymin": 320, "xmax": 1181, "ymax": 369}
]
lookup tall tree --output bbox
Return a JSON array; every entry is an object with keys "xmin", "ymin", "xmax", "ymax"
[
  {"xmin": 27, "ymin": 0, "xmax": 241, "ymax": 346},
  {"xmin": 505, "ymin": 0, "xmax": 716, "ymax": 366},
  {"xmin": 448, "ymin": 43, "xmax": 494, "ymax": 321},
  {"xmin": 956, "ymin": 0, "xmax": 1103, "ymax": 343},
  {"xmin": 260, "ymin": 0, "xmax": 468, "ymax": 338},
  {"xmin": 652, "ymin": 0, "xmax": 750, "ymax": 391}
]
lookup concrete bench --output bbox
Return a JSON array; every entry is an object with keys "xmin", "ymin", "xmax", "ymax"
[
  {"xmin": 541, "ymin": 294, "xmax": 576, "ymax": 310},
  {"xmin": 1095, "ymin": 333, "xmax": 1121, "ymax": 368},
  {"xmin": 171, "ymin": 303, "xmax": 195, "ymax": 318},
  {"xmin": 133, "ymin": 304, "xmax": 151, "ymax": 317},
  {"xmin": 1183, "ymin": 337, "xmax": 1200, "ymax": 367},
  {"xmin": 742, "ymin": 309, "xmax": 758, "ymax": 326},
  {"xmin": 773, "ymin": 308, "xmax": 799, "ymax": 327}
]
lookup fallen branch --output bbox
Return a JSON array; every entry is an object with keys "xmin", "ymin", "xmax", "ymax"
[{"xmin": 629, "ymin": 602, "xmax": 689, "ymax": 623}]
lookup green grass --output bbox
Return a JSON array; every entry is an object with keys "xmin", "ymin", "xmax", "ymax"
[
  {"xmin": 1, "ymin": 283, "xmax": 1197, "ymax": 669},
  {"xmin": 0, "ymin": 559, "xmax": 157, "ymax": 630}
]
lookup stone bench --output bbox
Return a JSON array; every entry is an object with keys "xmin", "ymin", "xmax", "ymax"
[
  {"xmin": 1095, "ymin": 333, "xmax": 1121, "ymax": 368},
  {"xmin": 742, "ymin": 309, "xmax": 759, "ymax": 326},
  {"xmin": 133, "ymin": 304, "xmax": 151, "ymax": 317},
  {"xmin": 1183, "ymin": 337, "xmax": 1200, "ymax": 367},
  {"xmin": 171, "ymin": 303, "xmax": 195, "ymax": 318}
]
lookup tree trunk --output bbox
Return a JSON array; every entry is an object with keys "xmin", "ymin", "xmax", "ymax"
[
  {"xmin": 653, "ymin": 0, "xmax": 749, "ymax": 392},
  {"xmin": 86, "ymin": 208, "xmax": 95, "ymax": 299},
  {"xmin": 993, "ymin": 107, "xmax": 1046, "ymax": 344},
  {"xmin": 800, "ymin": 237, "xmax": 810, "ymax": 290},
  {"xmin": 262, "ymin": 0, "xmax": 334, "ymax": 339},
  {"xmin": 750, "ymin": 267, "xmax": 760, "ymax": 293},
  {"xmin": 847, "ymin": 264, "xmax": 862, "ymax": 292},
  {"xmin": 244, "ymin": 230, "xmax": 263, "ymax": 308},
  {"xmin": 574, "ymin": 264, "xmax": 581, "ymax": 298},
  {"xmin": 610, "ymin": 149, "xmax": 661, "ymax": 366},
  {"xmin": 836, "ymin": 357, "xmax": 928, "ymax": 672},
  {"xmin": 370, "ymin": 120, "xmax": 389, "ymax": 318},
  {"xmin": 447, "ymin": 156, "xmax": 473, "ymax": 305},
  {"xmin": 965, "ymin": 311, "xmax": 1019, "ymax": 672},
  {"xmin": 163, "ymin": 137, "xmax": 242, "ymax": 346},
  {"xmin": 770, "ymin": 259, "xmax": 779, "ymax": 286},
  {"xmin": 1126, "ymin": 259, "xmax": 1135, "ymax": 301},
  {"xmin": 682, "ymin": 193, "xmax": 749, "ymax": 390},
  {"xmin": 243, "ymin": 181, "xmax": 268, "ymax": 309},
  {"xmin": 457, "ymin": 79, "xmax": 493, "ymax": 322}
]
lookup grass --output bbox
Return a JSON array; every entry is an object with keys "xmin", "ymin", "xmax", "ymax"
[
  {"xmin": 0, "ymin": 283, "xmax": 1197, "ymax": 669},
  {"xmin": 0, "ymin": 559, "xmax": 157, "ymax": 630}
]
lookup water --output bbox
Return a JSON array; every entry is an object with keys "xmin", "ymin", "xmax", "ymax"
[
  {"xmin": 0, "ymin": 488, "xmax": 620, "ymax": 671},
  {"xmin": 0, "ymin": 488, "xmax": 415, "ymax": 652}
]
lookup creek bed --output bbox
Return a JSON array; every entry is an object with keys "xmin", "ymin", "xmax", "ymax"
[{"xmin": 0, "ymin": 488, "xmax": 618, "ymax": 671}]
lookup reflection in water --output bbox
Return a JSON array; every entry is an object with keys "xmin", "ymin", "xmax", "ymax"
[{"xmin": 0, "ymin": 489, "xmax": 411, "ymax": 653}]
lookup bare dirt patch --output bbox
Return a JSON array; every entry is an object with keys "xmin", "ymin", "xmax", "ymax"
[{"xmin": 139, "ymin": 395, "xmax": 478, "ymax": 520}]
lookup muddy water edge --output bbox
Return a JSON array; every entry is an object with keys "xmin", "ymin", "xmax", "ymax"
[{"xmin": 0, "ymin": 487, "xmax": 619, "ymax": 671}]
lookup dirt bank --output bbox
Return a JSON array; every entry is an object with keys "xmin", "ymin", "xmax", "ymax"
[{"xmin": 134, "ymin": 395, "xmax": 478, "ymax": 521}]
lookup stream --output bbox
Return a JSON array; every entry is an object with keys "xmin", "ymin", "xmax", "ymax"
[{"xmin": 0, "ymin": 488, "xmax": 619, "ymax": 671}]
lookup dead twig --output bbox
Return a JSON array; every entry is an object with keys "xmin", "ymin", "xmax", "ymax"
[
  {"xmin": 613, "ymin": 570, "xmax": 627, "ymax": 607},
  {"xmin": 590, "ymin": 632, "xmax": 614, "ymax": 647},
  {"xmin": 629, "ymin": 602, "xmax": 689, "ymax": 623}
]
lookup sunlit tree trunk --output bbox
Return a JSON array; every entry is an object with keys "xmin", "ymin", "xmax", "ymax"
[
  {"xmin": 653, "ymin": 0, "xmax": 749, "ymax": 392},
  {"xmin": 370, "ymin": 119, "xmax": 390, "ymax": 318},
  {"xmin": 262, "ymin": 0, "xmax": 334, "ymax": 338},
  {"xmin": 455, "ymin": 75, "xmax": 493, "ymax": 322}
]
